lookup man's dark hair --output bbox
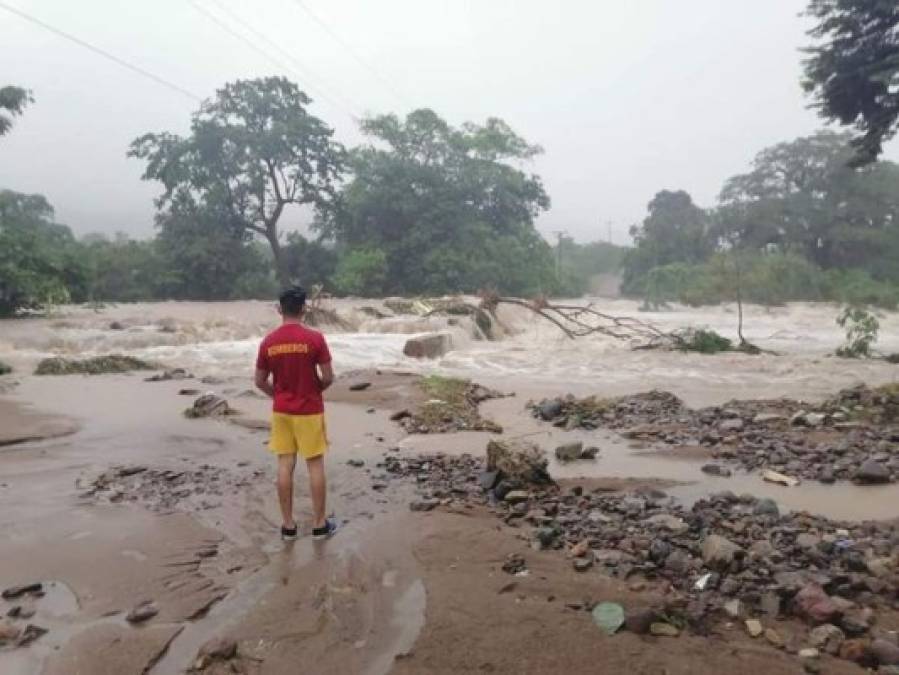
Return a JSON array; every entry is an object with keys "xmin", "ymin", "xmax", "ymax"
[{"xmin": 279, "ymin": 286, "xmax": 307, "ymax": 317}]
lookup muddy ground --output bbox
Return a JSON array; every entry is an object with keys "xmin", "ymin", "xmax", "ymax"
[{"xmin": 0, "ymin": 368, "xmax": 897, "ymax": 674}]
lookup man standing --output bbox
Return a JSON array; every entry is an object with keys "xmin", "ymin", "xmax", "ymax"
[{"xmin": 255, "ymin": 287, "xmax": 337, "ymax": 540}]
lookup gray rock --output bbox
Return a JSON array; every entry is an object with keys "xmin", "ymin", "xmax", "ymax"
[
  {"xmin": 855, "ymin": 458, "xmax": 891, "ymax": 484},
  {"xmin": 409, "ymin": 499, "xmax": 440, "ymax": 512},
  {"xmin": 701, "ymin": 534, "xmax": 742, "ymax": 570},
  {"xmin": 719, "ymin": 419, "xmax": 745, "ymax": 433},
  {"xmin": 649, "ymin": 539, "xmax": 671, "ymax": 563},
  {"xmin": 753, "ymin": 498, "xmax": 780, "ymax": 517},
  {"xmin": 126, "ymin": 601, "xmax": 159, "ymax": 624},
  {"xmin": 538, "ymin": 399, "xmax": 563, "ymax": 421},
  {"xmin": 753, "ymin": 413, "xmax": 785, "ymax": 424},
  {"xmin": 805, "ymin": 413, "xmax": 827, "ymax": 427},
  {"xmin": 870, "ymin": 639, "xmax": 899, "ymax": 666},
  {"xmin": 478, "ymin": 471, "xmax": 500, "ymax": 491},
  {"xmin": 580, "ymin": 446, "xmax": 600, "ymax": 460},
  {"xmin": 644, "ymin": 513, "xmax": 688, "ymax": 534},
  {"xmin": 723, "ymin": 599, "xmax": 742, "ymax": 619},
  {"xmin": 402, "ymin": 332, "xmax": 453, "ymax": 359},
  {"xmin": 196, "ymin": 637, "xmax": 238, "ymax": 666},
  {"xmin": 573, "ymin": 557, "xmax": 593, "ymax": 572},
  {"xmin": 503, "ymin": 490, "xmax": 529, "ymax": 504},
  {"xmin": 701, "ymin": 464, "xmax": 733, "ymax": 477},
  {"xmin": 809, "ymin": 624, "xmax": 845, "ymax": 655},
  {"xmin": 533, "ymin": 527, "xmax": 558, "ymax": 549},
  {"xmin": 555, "ymin": 441, "xmax": 584, "ymax": 462}
]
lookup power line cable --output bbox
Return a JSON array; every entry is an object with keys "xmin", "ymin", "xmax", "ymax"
[
  {"xmin": 0, "ymin": 0, "xmax": 203, "ymax": 102},
  {"xmin": 288, "ymin": 0, "xmax": 410, "ymax": 108},
  {"xmin": 206, "ymin": 0, "xmax": 365, "ymax": 117},
  {"xmin": 189, "ymin": 0, "xmax": 361, "ymax": 120}
]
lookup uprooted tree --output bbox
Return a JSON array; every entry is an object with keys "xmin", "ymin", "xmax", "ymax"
[{"xmin": 423, "ymin": 292, "xmax": 763, "ymax": 354}]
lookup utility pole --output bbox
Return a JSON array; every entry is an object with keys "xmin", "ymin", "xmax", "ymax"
[{"xmin": 553, "ymin": 230, "xmax": 566, "ymax": 278}]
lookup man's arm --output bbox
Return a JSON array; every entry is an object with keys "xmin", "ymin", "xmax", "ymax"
[
  {"xmin": 255, "ymin": 368, "xmax": 274, "ymax": 398},
  {"xmin": 317, "ymin": 362, "xmax": 334, "ymax": 391}
]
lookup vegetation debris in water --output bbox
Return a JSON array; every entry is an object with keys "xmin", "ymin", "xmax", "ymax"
[
  {"xmin": 0, "ymin": 360, "xmax": 11, "ymax": 375},
  {"xmin": 674, "ymin": 328, "xmax": 733, "ymax": 354},
  {"xmin": 34, "ymin": 355, "xmax": 157, "ymax": 375}
]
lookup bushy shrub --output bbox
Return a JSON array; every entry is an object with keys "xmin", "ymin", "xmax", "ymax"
[
  {"xmin": 835, "ymin": 306, "xmax": 880, "ymax": 358},
  {"xmin": 632, "ymin": 251, "xmax": 899, "ymax": 310}
]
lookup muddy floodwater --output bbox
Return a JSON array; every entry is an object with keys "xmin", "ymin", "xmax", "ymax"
[{"xmin": 1, "ymin": 297, "xmax": 898, "ymax": 674}]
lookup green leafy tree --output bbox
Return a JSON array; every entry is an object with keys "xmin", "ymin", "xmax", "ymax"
[
  {"xmin": 332, "ymin": 248, "xmax": 389, "ymax": 296},
  {"xmin": 281, "ymin": 233, "xmax": 338, "ymax": 288},
  {"xmin": 322, "ymin": 109, "xmax": 552, "ymax": 295},
  {"xmin": 622, "ymin": 190, "xmax": 714, "ymax": 295},
  {"xmin": 0, "ymin": 86, "xmax": 32, "ymax": 138},
  {"xmin": 153, "ymin": 202, "xmax": 276, "ymax": 300},
  {"xmin": 718, "ymin": 131, "xmax": 899, "ymax": 270},
  {"xmin": 81, "ymin": 233, "xmax": 167, "ymax": 302},
  {"xmin": 803, "ymin": 0, "xmax": 899, "ymax": 165},
  {"xmin": 0, "ymin": 190, "xmax": 88, "ymax": 315},
  {"xmin": 129, "ymin": 77, "xmax": 345, "ymax": 285}
]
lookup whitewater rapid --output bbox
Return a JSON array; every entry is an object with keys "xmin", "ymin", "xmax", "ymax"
[{"xmin": 1, "ymin": 298, "xmax": 898, "ymax": 405}]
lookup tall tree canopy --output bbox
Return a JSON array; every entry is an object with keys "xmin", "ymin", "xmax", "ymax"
[
  {"xmin": 803, "ymin": 0, "xmax": 899, "ymax": 165},
  {"xmin": 0, "ymin": 190, "xmax": 88, "ymax": 315},
  {"xmin": 321, "ymin": 109, "xmax": 555, "ymax": 295},
  {"xmin": 621, "ymin": 190, "xmax": 714, "ymax": 294},
  {"xmin": 0, "ymin": 86, "xmax": 33, "ymax": 138},
  {"xmin": 719, "ymin": 131, "xmax": 899, "ymax": 270},
  {"xmin": 129, "ymin": 77, "xmax": 345, "ymax": 284}
]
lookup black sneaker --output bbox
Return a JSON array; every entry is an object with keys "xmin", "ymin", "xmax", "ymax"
[
  {"xmin": 312, "ymin": 518, "xmax": 338, "ymax": 540},
  {"xmin": 281, "ymin": 524, "xmax": 298, "ymax": 541}
]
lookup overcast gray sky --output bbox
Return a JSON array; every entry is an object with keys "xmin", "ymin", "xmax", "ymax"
[{"xmin": 2, "ymin": 0, "xmax": 897, "ymax": 244}]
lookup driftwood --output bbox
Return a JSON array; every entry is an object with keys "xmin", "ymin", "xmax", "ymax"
[{"xmin": 304, "ymin": 284, "xmax": 354, "ymax": 330}]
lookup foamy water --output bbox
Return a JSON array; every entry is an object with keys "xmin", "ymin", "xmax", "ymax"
[{"xmin": 1, "ymin": 298, "xmax": 898, "ymax": 404}]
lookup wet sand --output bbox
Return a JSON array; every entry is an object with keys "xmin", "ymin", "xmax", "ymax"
[
  {"xmin": 0, "ymin": 399, "xmax": 79, "ymax": 448},
  {"xmin": 1, "ymin": 298, "xmax": 898, "ymax": 673}
]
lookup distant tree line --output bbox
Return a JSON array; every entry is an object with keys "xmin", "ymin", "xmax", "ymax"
[
  {"xmin": 0, "ymin": 77, "xmax": 625, "ymax": 316},
  {"xmin": 623, "ymin": 131, "xmax": 899, "ymax": 309},
  {"xmin": 2, "ymin": 0, "xmax": 897, "ymax": 315}
]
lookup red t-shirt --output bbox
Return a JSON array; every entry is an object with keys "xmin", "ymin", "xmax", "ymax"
[{"xmin": 255, "ymin": 323, "xmax": 332, "ymax": 415}]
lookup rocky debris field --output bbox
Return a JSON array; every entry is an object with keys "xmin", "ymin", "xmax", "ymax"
[
  {"xmin": 0, "ymin": 582, "xmax": 48, "ymax": 652},
  {"xmin": 390, "ymin": 376, "xmax": 506, "ymax": 434},
  {"xmin": 78, "ymin": 463, "xmax": 259, "ymax": 513},
  {"xmin": 378, "ymin": 441, "xmax": 899, "ymax": 672},
  {"xmin": 530, "ymin": 384, "xmax": 899, "ymax": 485}
]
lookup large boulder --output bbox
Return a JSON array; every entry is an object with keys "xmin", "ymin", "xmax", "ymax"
[
  {"xmin": 403, "ymin": 332, "xmax": 453, "ymax": 359},
  {"xmin": 184, "ymin": 394, "xmax": 231, "ymax": 419},
  {"xmin": 855, "ymin": 458, "xmax": 891, "ymax": 484},
  {"xmin": 486, "ymin": 439, "xmax": 551, "ymax": 485}
]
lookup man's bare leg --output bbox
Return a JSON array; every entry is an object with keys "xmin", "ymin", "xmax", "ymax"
[
  {"xmin": 306, "ymin": 455, "xmax": 327, "ymax": 530},
  {"xmin": 277, "ymin": 454, "xmax": 297, "ymax": 529}
]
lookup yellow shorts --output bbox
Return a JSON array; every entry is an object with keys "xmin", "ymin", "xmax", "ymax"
[{"xmin": 269, "ymin": 412, "xmax": 328, "ymax": 458}]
